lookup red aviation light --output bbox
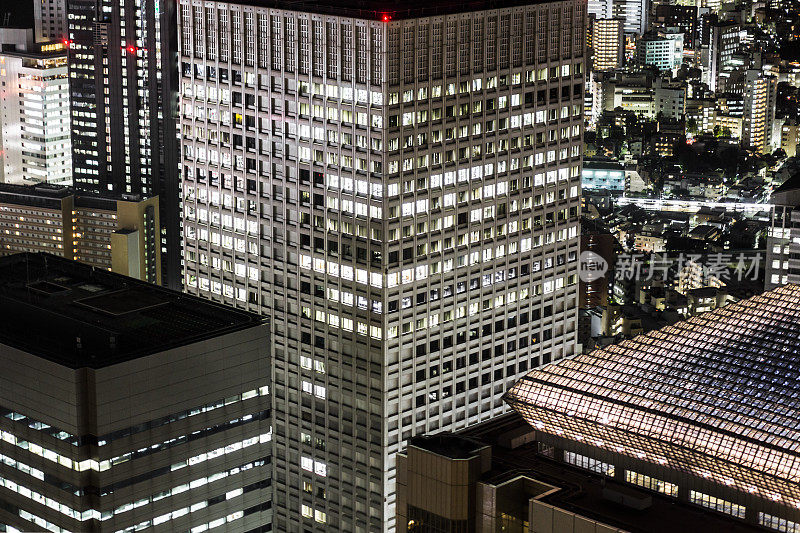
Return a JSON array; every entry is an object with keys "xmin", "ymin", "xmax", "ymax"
[{"xmin": 381, "ymin": 13, "xmax": 391, "ymax": 22}]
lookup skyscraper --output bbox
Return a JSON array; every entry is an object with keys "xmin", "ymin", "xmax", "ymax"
[
  {"xmin": 66, "ymin": 0, "xmax": 181, "ymax": 287},
  {"xmin": 0, "ymin": 6, "xmax": 71, "ymax": 186},
  {"xmin": 179, "ymin": 1, "xmax": 585, "ymax": 529},
  {"xmin": 1, "ymin": 0, "xmax": 67, "ymax": 42},
  {"xmin": 701, "ymin": 20, "xmax": 744, "ymax": 92}
]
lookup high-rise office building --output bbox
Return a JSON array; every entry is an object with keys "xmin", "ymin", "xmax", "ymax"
[
  {"xmin": 742, "ymin": 69, "xmax": 778, "ymax": 155},
  {"xmin": 592, "ymin": 18, "xmax": 625, "ymax": 71},
  {"xmin": 0, "ymin": 9, "xmax": 71, "ymax": 186},
  {"xmin": 701, "ymin": 20, "xmax": 743, "ymax": 92},
  {"xmin": 613, "ymin": 0, "xmax": 649, "ymax": 35},
  {"xmin": 66, "ymin": 0, "xmax": 181, "ymax": 287},
  {"xmin": 0, "ymin": 252, "xmax": 272, "ymax": 532},
  {"xmin": 178, "ymin": 0, "xmax": 585, "ymax": 529}
]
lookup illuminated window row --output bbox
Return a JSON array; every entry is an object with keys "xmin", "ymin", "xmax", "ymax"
[
  {"xmin": 0, "ymin": 387, "xmax": 269, "ymax": 475},
  {"xmin": 564, "ymin": 451, "xmax": 614, "ymax": 477},
  {"xmin": 690, "ymin": 490, "xmax": 745, "ymax": 519},
  {"xmin": 0, "ymin": 384, "xmax": 268, "ymax": 448},
  {"xmin": 625, "ymin": 470, "xmax": 678, "ymax": 497},
  {"xmin": 111, "ymin": 457, "xmax": 267, "ymax": 520},
  {"xmin": 0, "ymin": 440, "xmax": 269, "ymax": 524},
  {"xmin": 760, "ymin": 512, "xmax": 800, "ymax": 533},
  {"xmin": 301, "ymin": 456, "xmax": 327, "ymax": 477}
]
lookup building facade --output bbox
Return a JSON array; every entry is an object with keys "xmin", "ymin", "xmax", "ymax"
[
  {"xmin": 766, "ymin": 174, "xmax": 800, "ymax": 290},
  {"xmin": 701, "ymin": 21, "xmax": 743, "ymax": 93},
  {"xmin": 178, "ymin": 1, "xmax": 585, "ymax": 530},
  {"xmin": 0, "ymin": 253, "xmax": 272, "ymax": 532},
  {"xmin": 0, "ymin": 28, "xmax": 71, "ymax": 186},
  {"xmin": 66, "ymin": 0, "xmax": 181, "ymax": 287},
  {"xmin": 636, "ymin": 31, "xmax": 683, "ymax": 73},
  {"xmin": 780, "ymin": 119, "xmax": 799, "ymax": 158},
  {"xmin": 0, "ymin": 183, "xmax": 161, "ymax": 282},
  {"xmin": 592, "ymin": 18, "xmax": 624, "ymax": 72},
  {"xmin": 742, "ymin": 70, "xmax": 778, "ymax": 154}
]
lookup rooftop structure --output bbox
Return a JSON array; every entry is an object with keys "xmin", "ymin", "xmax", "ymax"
[
  {"xmin": 398, "ymin": 413, "xmax": 765, "ymax": 533},
  {"xmin": 505, "ymin": 284, "xmax": 800, "ymax": 529},
  {"xmin": 0, "ymin": 252, "xmax": 261, "ymax": 367},
  {"xmin": 230, "ymin": 0, "xmax": 558, "ymax": 19}
]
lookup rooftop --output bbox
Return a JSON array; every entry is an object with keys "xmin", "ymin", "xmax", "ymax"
[
  {"xmin": 0, "ymin": 253, "xmax": 263, "ymax": 368},
  {"xmin": 235, "ymin": 0, "xmax": 553, "ymax": 20},
  {"xmin": 407, "ymin": 434, "xmax": 487, "ymax": 459},
  {"xmin": 434, "ymin": 413, "xmax": 764, "ymax": 533},
  {"xmin": 505, "ymin": 284, "xmax": 800, "ymax": 507}
]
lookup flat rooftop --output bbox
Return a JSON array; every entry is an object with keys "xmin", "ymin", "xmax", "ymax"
[
  {"xmin": 458, "ymin": 413, "xmax": 765, "ymax": 533},
  {"xmin": 0, "ymin": 253, "xmax": 264, "ymax": 368},
  {"xmin": 235, "ymin": 0, "xmax": 552, "ymax": 20}
]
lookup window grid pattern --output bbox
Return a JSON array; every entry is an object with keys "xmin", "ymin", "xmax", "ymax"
[
  {"xmin": 564, "ymin": 451, "xmax": 615, "ymax": 476},
  {"xmin": 506, "ymin": 285, "xmax": 800, "ymax": 507},
  {"xmin": 625, "ymin": 470, "xmax": 678, "ymax": 497},
  {"xmin": 690, "ymin": 490, "xmax": 746, "ymax": 519},
  {"xmin": 761, "ymin": 512, "xmax": 800, "ymax": 533}
]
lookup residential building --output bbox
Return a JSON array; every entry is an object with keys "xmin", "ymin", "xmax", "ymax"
[
  {"xmin": 0, "ymin": 15, "xmax": 71, "ymax": 185},
  {"xmin": 0, "ymin": 252, "xmax": 272, "ymax": 532},
  {"xmin": 398, "ymin": 413, "xmax": 766, "ymax": 533},
  {"xmin": 0, "ymin": 183, "xmax": 161, "ymax": 282},
  {"xmin": 178, "ymin": 1, "xmax": 585, "ymax": 530},
  {"xmin": 592, "ymin": 18, "xmax": 625, "ymax": 71},
  {"xmin": 742, "ymin": 70, "xmax": 778, "ymax": 154},
  {"xmin": 505, "ymin": 284, "xmax": 800, "ymax": 531},
  {"xmin": 66, "ymin": 0, "xmax": 181, "ymax": 287}
]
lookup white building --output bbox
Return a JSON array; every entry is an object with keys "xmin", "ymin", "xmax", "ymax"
[
  {"xmin": 177, "ymin": 0, "xmax": 585, "ymax": 530},
  {"xmin": 636, "ymin": 31, "xmax": 684, "ymax": 73},
  {"xmin": 0, "ymin": 29, "xmax": 71, "ymax": 185}
]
